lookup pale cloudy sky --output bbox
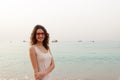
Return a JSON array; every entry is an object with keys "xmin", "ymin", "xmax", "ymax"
[{"xmin": 0, "ymin": 0, "xmax": 120, "ymax": 41}]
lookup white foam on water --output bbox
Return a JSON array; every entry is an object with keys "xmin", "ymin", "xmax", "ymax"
[
  {"xmin": 7, "ymin": 78, "xmax": 18, "ymax": 80},
  {"xmin": 0, "ymin": 77, "xmax": 33, "ymax": 80},
  {"xmin": 0, "ymin": 78, "xmax": 7, "ymax": 80},
  {"xmin": 24, "ymin": 75, "xmax": 29, "ymax": 79}
]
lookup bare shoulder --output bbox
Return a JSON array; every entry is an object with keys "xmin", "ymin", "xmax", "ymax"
[
  {"xmin": 49, "ymin": 48, "xmax": 53, "ymax": 55},
  {"xmin": 29, "ymin": 45, "xmax": 34, "ymax": 50},
  {"xmin": 29, "ymin": 46, "xmax": 35, "ymax": 54}
]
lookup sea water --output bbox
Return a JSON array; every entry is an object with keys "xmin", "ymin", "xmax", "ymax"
[{"xmin": 0, "ymin": 40, "xmax": 120, "ymax": 80}]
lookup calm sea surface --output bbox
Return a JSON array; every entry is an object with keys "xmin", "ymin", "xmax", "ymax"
[{"xmin": 0, "ymin": 41, "xmax": 120, "ymax": 80}]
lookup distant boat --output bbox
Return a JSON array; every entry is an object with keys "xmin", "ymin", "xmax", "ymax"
[
  {"xmin": 51, "ymin": 40, "xmax": 58, "ymax": 43},
  {"xmin": 22, "ymin": 40, "xmax": 27, "ymax": 42},
  {"xmin": 89, "ymin": 40, "xmax": 95, "ymax": 42},
  {"xmin": 9, "ymin": 41, "xmax": 12, "ymax": 43},
  {"xmin": 78, "ymin": 40, "xmax": 82, "ymax": 42}
]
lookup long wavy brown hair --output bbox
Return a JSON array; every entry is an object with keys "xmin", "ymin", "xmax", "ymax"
[{"xmin": 30, "ymin": 25, "xmax": 49, "ymax": 50}]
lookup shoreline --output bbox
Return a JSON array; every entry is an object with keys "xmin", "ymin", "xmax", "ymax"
[{"xmin": 0, "ymin": 76, "xmax": 119, "ymax": 80}]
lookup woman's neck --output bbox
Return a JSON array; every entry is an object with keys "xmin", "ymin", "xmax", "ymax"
[{"xmin": 36, "ymin": 42, "xmax": 43, "ymax": 46}]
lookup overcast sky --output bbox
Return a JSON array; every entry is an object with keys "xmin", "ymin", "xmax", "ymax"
[{"xmin": 0, "ymin": 0, "xmax": 120, "ymax": 41}]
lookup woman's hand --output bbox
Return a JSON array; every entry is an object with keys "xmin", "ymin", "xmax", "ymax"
[{"xmin": 35, "ymin": 71, "xmax": 47, "ymax": 79}]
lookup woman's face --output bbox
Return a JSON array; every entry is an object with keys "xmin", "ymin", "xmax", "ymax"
[{"xmin": 36, "ymin": 29, "xmax": 45, "ymax": 42}]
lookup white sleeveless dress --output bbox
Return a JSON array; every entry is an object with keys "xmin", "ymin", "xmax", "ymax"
[{"xmin": 34, "ymin": 45, "xmax": 52, "ymax": 80}]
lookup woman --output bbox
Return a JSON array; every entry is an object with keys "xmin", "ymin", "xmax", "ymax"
[{"xmin": 29, "ymin": 25, "xmax": 55, "ymax": 80}]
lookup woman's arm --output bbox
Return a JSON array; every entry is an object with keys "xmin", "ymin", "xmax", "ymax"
[{"xmin": 29, "ymin": 46, "xmax": 39, "ymax": 80}]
